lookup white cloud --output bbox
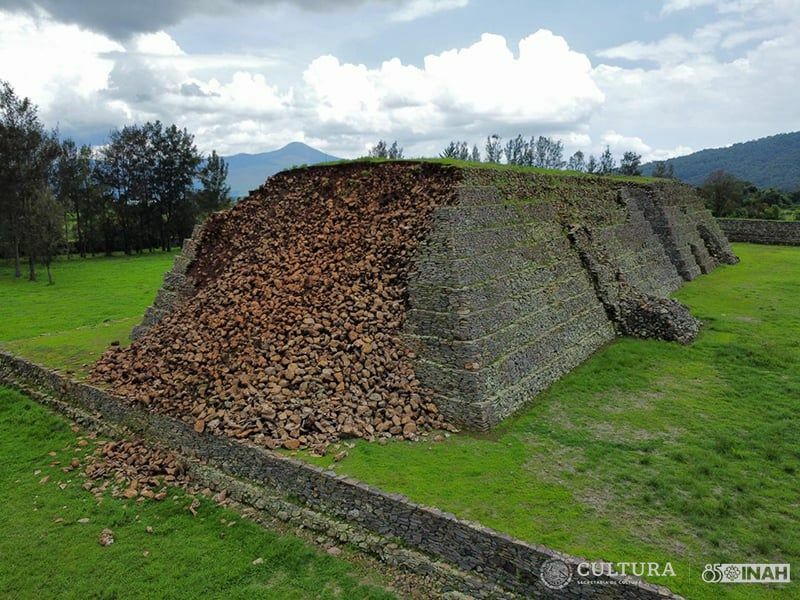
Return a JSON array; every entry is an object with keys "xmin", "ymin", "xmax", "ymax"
[
  {"xmin": 661, "ymin": 0, "xmax": 717, "ymax": 15},
  {"xmin": 589, "ymin": 0, "xmax": 800, "ymax": 156},
  {"xmin": 304, "ymin": 31, "xmax": 604, "ymax": 139},
  {"xmin": 1, "ymin": 11, "xmax": 607, "ymax": 156},
  {"xmin": 662, "ymin": 0, "xmax": 800, "ymax": 16},
  {"xmin": 599, "ymin": 131, "xmax": 692, "ymax": 162},
  {"xmin": 2, "ymin": 3, "xmax": 798, "ymax": 165},
  {"xmin": 132, "ymin": 31, "xmax": 185, "ymax": 56},
  {"xmin": 0, "ymin": 12, "xmax": 122, "ymax": 108},
  {"xmin": 390, "ymin": 0, "xmax": 469, "ymax": 22}
]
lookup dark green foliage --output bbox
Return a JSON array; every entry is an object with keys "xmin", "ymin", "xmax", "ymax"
[
  {"xmin": 532, "ymin": 136, "xmax": 565, "ymax": 169},
  {"xmin": 52, "ymin": 140, "xmax": 96, "ymax": 258},
  {"xmin": 0, "ymin": 79, "xmax": 60, "ymax": 280},
  {"xmin": 368, "ymin": 140, "xmax": 403, "ymax": 159},
  {"xmin": 440, "ymin": 141, "xmax": 470, "ymax": 160},
  {"xmin": 1, "ymin": 81, "xmax": 231, "ymax": 273},
  {"xmin": 484, "ymin": 134, "xmax": 503, "ymax": 163},
  {"xmin": 619, "ymin": 151, "xmax": 642, "ymax": 176},
  {"xmin": 651, "ymin": 161, "xmax": 676, "ymax": 179},
  {"xmin": 700, "ymin": 170, "xmax": 742, "ymax": 216},
  {"xmin": 95, "ymin": 121, "xmax": 201, "ymax": 254},
  {"xmin": 443, "ymin": 134, "xmax": 635, "ymax": 174},
  {"xmin": 194, "ymin": 150, "xmax": 232, "ymax": 219},
  {"xmin": 470, "ymin": 144, "xmax": 481, "ymax": 162},
  {"xmin": 28, "ymin": 188, "xmax": 65, "ymax": 284},
  {"xmin": 567, "ymin": 150, "xmax": 586, "ymax": 172},
  {"xmin": 503, "ymin": 135, "xmax": 526, "ymax": 165},
  {"xmin": 598, "ymin": 145, "xmax": 616, "ymax": 174},
  {"xmin": 700, "ymin": 169, "xmax": 793, "ymax": 219},
  {"xmin": 642, "ymin": 131, "xmax": 800, "ymax": 191}
]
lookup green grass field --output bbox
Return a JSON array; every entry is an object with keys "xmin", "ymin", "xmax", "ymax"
[
  {"xmin": 0, "ymin": 252, "xmax": 176, "ymax": 375},
  {"xmin": 0, "ymin": 386, "xmax": 396, "ymax": 600},
  {"xmin": 1, "ymin": 244, "xmax": 798, "ymax": 599},
  {"xmin": 1, "ymin": 253, "xmax": 399, "ymax": 599},
  {"xmin": 306, "ymin": 243, "xmax": 800, "ymax": 599}
]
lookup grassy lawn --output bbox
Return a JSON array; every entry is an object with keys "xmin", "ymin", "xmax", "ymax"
[
  {"xmin": 0, "ymin": 252, "xmax": 176, "ymax": 375},
  {"xmin": 0, "ymin": 386, "xmax": 396, "ymax": 600},
  {"xmin": 2, "ymin": 244, "xmax": 798, "ymax": 598},
  {"xmin": 303, "ymin": 243, "xmax": 800, "ymax": 599}
]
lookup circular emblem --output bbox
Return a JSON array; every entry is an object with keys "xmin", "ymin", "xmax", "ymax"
[
  {"xmin": 724, "ymin": 565, "xmax": 741, "ymax": 581},
  {"xmin": 540, "ymin": 558, "xmax": 572, "ymax": 590}
]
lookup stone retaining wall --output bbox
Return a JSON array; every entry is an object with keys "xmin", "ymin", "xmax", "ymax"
[
  {"xmin": 131, "ymin": 223, "xmax": 203, "ymax": 340},
  {"xmin": 717, "ymin": 218, "xmax": 800, "ymax": 245},
  {"xmin": 0, "ymin": 351, "xmax": 680, "ymax": 600},
  {"xmin": 404, "ymin": 171, "xmax": 736, "ymax": 430}
]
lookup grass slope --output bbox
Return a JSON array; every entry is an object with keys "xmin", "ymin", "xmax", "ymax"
[
  {"xmin": 0, "ymin": 386, "xmax": 395, "ymax": 600},
  {"xmin": 0, "ymin": 252, "xmax": 176, "ymax": 375},
  {"xmin": 288, "ymin": 157, "xmax": 659, "ymax": 184},
  {"xmin": 304, "ymin": 244, "xmax": 799, "ymax": 599}
]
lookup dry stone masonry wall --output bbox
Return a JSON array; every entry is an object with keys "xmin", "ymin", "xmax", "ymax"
[
  {"xmin": 718, "ymin": 218, "xmax": 800, "ymax": 245},
  {"xmin": 131, "ymin": 224, "xmax": 204, "ymax": 340},
  {"xmin": 125, "ymin": 163, "xmax": 736, "ymax": 435},
  {"xmin": 403, "ymin": 168, "xmax": 737, "ymax": 429}
]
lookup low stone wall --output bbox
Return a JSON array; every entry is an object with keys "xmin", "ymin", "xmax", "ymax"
[
  {"xmin": 717, "ymin": 218, "xmax": 800, "ymax": 245},
  {"xmin": 0, "ymin": 351, "xmax": 680, "ymax": 600}
]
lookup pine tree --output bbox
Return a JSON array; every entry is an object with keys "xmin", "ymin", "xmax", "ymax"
[
  {"xmin": 619, "ymin": 151, "xmax": 642, "ymax": 176},
  {"xmin": 485, "ymin": 135, "xmax": 503, "ymax": 163},
  {"xmin": 195, "ymin": 151, "xmax": 232, "ymax": 219},
  {"xmin": 599, "ymin": 146, "xmax": 616, "ymax": 174},
  {"xmin": 567, "ymin": 150, "xmax": 586, "ymax": 172},
  {"xmin": 652, "ymin": 161, "xmax": 676, "ymax": 179}
]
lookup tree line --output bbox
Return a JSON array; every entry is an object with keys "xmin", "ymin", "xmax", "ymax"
[
  {"xmin": 699, "ymin": 170, "xmax": 800, "ymax": 221},
  {"xmin": 370, "ymin": 135, "xmax": 649, "ymax": 176},
  {"xmin": 370, "ymin": 136, "xmax": 799, "ymax": 221},
  {"xmin": 0, "ymin": 81, "xmax": 231, "ymax": 283}
]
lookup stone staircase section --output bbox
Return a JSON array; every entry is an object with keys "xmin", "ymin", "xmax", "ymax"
[{"xmin": 131, "ymin": 225, "xmax": 204, "ymax": 340}]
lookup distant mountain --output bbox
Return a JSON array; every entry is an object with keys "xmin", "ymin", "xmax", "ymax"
[
  {"xmin": 224, "ymin": 142, "xmax": 340, "ymax": 198},
  {"xmin": 642, "ymin": 131, "xmax": 800, "ymax": 192}
]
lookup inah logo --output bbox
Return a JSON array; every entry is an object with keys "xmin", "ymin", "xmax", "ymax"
[
  {"xmin": 540, "ymin": 558, "xmax": 572, "ymax": 590},
  {"xmin": 702, "ymin": 563, "xmax": 791, "ymax": 584}
]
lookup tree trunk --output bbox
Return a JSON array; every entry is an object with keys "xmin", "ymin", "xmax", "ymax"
[
  {"xmin": 64, "ymin": 209, "xmax": 71, "ymax": 260},
  {"xmin": 28, "ymin": 254, "xmax": 36, "ymax": 281},
  {"xmin": 46, "ymin": 263, "xmax": 53, "ymax": 285},
  {"xmin": 13, "ymin": 240, "xmax": 21, "ymax": 278},
  {"xmin": 76, "ymin": 206, "xmax": 86, "ymax": 259}
]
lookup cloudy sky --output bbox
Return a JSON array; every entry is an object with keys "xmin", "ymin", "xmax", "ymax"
[{"xmin": 1, "ymin": 0, "xmax": 798, "ymax": 160}]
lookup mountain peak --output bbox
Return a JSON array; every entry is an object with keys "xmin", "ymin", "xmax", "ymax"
[{"xmin": 224, "ymin": 142, "xmax": 340, "ymax": 197}]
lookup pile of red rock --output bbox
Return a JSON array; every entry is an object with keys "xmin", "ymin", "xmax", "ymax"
[
  {"xmin": 84, "ymin": 439, "xmax": 189, "ymax": 500},
  {"xmin": 92, "ymin": 162, "xmax": 458, "ymax": 453}
]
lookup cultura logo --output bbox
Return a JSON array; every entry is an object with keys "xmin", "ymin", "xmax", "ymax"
[
  {"xmin": 702, "ymin": 563, "xmax": 791, "ymax": 584},
  {"xmin": 539, "ymin": 558, "xmax": 572, "ymax": 590},
  {"xmin": 539, "ymin": 558, "xmax": 676, "ymax": 589}
]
